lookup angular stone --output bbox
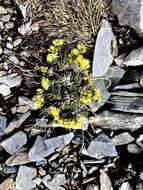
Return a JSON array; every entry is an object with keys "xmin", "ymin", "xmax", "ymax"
[
  {"xmin": 42, "ymin": 174, "xmax": 66, "ymax": 190},
  {"xmin": 1, "ymin": 131, "xmax": 27, "ymax": 155},
  {"xmin": 112, "ymin": 0, "xmax": 143, "ymax": 37},
  {"xmin": 0, "ymin": 177, "xmax": 15, "ymax": 190},
  {"xmin": 0, "ymin": 84, "xmax": 11, "ymax": 97},
  {"xmin": 93, "ymin": 111, "xmax": 143, "ymax": 131},
  {"xmin": 86, "ymin": 133, "xmax": 117, "ymax": 158},
  {"xmin": 127, "ymin": 144, "xmax": 141, "ymax": 154},
  {"xmin": 1, "ymin": 14, "xmax": 11, "ymax": 22},
  {"xmin": 119, "ymin": 182, "xmax": 133, "ymax": 190},
  {"xmin": 28, "ymin": 133, "xmax": 74, "ymax": 161},
  {"xmin": 100, "ymin": 170, "xmax": 113, "ymax": 190},
  {"xmin": 16, "ymin": 166, "xmax": 37, "ymax": 190},
  {"xmin": 0, "ymin": 73, "xmax": 22, "ymax": 88},
  {"xmin": 92, "ymin": 19, "xmax": 117, "ymax": 77},
  {"xmin": 111, "ymin": 132, "xmax": 135, "ymax": 146},
  {"xmin": 0, "ymin": 6, "xmax": 7, "ymax": 14},
  {"xmin": 0, "ymin": 116, "xmax": 7, "ymax": 135},
  {"xmin": 9, "ymin": 55, "xmax": 19, "ymax": 64},
  {"xmin": 18, "ymin": 96, "xmax": 36, "ymax": 110}
]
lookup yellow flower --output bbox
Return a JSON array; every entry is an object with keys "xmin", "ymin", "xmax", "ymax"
[
  {"xmin": 75, "ymin": 54, "xmax": 84, "ymax": 64},
  {"xmin": 77, "ymin": 43, "xmax": 87, "ymax": 54},
  {"xmin": 48, "ymin": 45, "xmax": 58, "ymax": 53},
  {"xmin": 37, "ymin": 88, "xmax": 43, "ymax": 94},
  {"xmin": 80, "ymin": 90, "xmax": 92, "ymax": 105},
  {"xmin": 47, "ymin": 53, "xmax": 58, "ymax": 62},
  {"xmin": 41, "ymin": 77, "xmax": 49, "ymax": 90},
  {"xmin": 75, "ymin": 55, "xmax": 90, "ymax": 70},
  {"xmin": 49, "ymin": 106, "xmax": 60, "ymax": 120},
  {"xmin": 53, "ymin": 39, "xmax": 64, "ymax": 47},
  {"xmin": 93, "ymin": 88, "xmax": 102, "ymax": 103},
  {"xmin": 35, "ymin": 94, "xmax": 44, "ymax": 109},
  {"xmin": 83, "ymin": 76, "xmax": 92, "ymax": 86},
  {"xmin": 71, "ymin": 49, "xmax": 80, "ymax": 56}
]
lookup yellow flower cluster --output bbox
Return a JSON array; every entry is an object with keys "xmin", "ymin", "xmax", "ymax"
[
  {"xmin": 68, "ymin": 43, "xmax": 90, "ymax": 70},
  {"xmin": 35, "ymin": 66, "xmax": 48, "ymax": 73},
  {"xmin": 35, "ymin": 89, "xmax": 44, "ymax": 109},
  {"xmin": 49, "ymin": 106, "xmax": 83, "ymax": 129},
  {"xmin": 47, "ymin": 39, "xmax": 64, "ymax": 63},
  {"xmin": 41, "ymin": 77, "xmax": 49, "ymax": 90},
  {"xmin": 83, "ymin": 75, "xmax": 92, "ymax": 86},
  {"xmin": 80, "ymin": 88, "xmax": 101, "ymax": 105}
]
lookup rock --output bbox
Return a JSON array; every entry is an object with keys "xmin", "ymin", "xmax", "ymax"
[
  {"xmin": 1, "ymin": 131, "xmax": 27, "ymax": 155},
  {"xmin": 0, "ymin": 116, "xmax": 7, "ymax": 136},
  {"xmin": 114, "ymin": 53, "xmax": 126, "ymax": 67},
  {"xmin": 112, "ymin": 0, "xmax": 143, "ymax": 37},
  {"xmin": 85, "ymin": 133, "xmax": 117, "ymax": 159},
  {"xmin": 127, "ymin": 143, "xmax": 141, "ymax": 154},
  {"xmin": 136, "ymin": 135, "xmax": 143, "ymax": 148},
  {"xmin": 42, "ymin": 174, "xmax": 66, "ymax": 190},
  {"xmin": 5, "ymin": 22, "xmax": 14, "ymax": 29},
  {"xmin": 13, "ymin": 38, "xmax": 22, "ymax": 47},
  {"xmin": 93, "ymin": 110, "xmax": 143, "ymax": 131},
  {"xmin": 5, "ymin": 112, "xmax": 31, "ymax": 134},
  {"xmin": 3, "ymin": 165, "xmax": 17, "ymax": 174},
  {"xmin": 86, "ymin": 184, "xmax": 99, "ymax": 190},
  {"xmin": 0, "ymin": 84, "xmax": 11, "ymax": 97},
  {"xmin": 111, "ymin": 132, "xmax": 135, "ymax": 146},
  {"xmin": 119, "ymin": 182, "xmax": 133, "ymax": 190},
  {"xmin": 0, "ymin": 177, "xmax": 15, "ymax": 190},
  {"xmin": 0, "ymin": 73, "xmax": 22, "ymax": 88},
  {"xmin": 9, "ymin": 55, "xmax": 20, "ymax": 64},
  {"xmin": 103, "ymin": 66, "xmax": 125, "ymax": 89},
  {"xmin": 1, "ymin": 14, "xmax": 11, "ymax": 22},
  {"xmin": 16, "ymin": 166, "xmax": 37, "ymax": 190},
  {"xmin": 92, "ymin": 19, "xmax": 117, "ymax": 77},
  {"xmin": 123, "ymin": 47, "xmax": 143, "ymax": 66},
  {"xmin": 0, "ymin": 6, "xmax": 7, "ymax": 14},
  {"xmin": 139, "ymin": 171, "xmax": 143, "ymax": 180},
  {"xmin": 6, "ymin": 151, "xmax": 31, "ymax": 166},
  {"xmin": 136, "ymin": 182, "xmax": 143, "ymax": 190},
  {"xmin": 18, "ymin": 96, "xmax": 36, "ymax": 110},
  {"xmin": 28, "ymin": 133, "xmax": 74, "ymax": 161},
  {"xmin": 100, "ymin": 170, "xmax": 113, "ymax": 190},
  {"xmin": 18, "ymin": 21, "xmax": 39, "ymax": 35},
  {"xmin": 0, "ymin": 47, "xmax": 2, "ymax": 55}
]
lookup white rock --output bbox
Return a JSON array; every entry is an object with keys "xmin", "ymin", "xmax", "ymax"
[
  {"xmin": 9, "ymin": 55, "xmax": 19, "ymax": 64},
  {"xmin": 92, "ymin": 19, "xmax": 117, "ymax": 77},
  {"xmin": 0, "ymin": 73, "xmax": 22, "ymax": 88},
  {"xmin": 5, "ymin": 22, "xmax": 14, "ymax": 29},
  {"xmin": 0, "ymin": 6, "xmax": 7, "ymax": 14},
  {"xmin": 100, "ymin": 170, "xmax": 113, "ymax": 190},
  {"xmin": 6, "ymin": 42, "xmax": 13, "ymax": 49},
  {"xmin": 0, "ymin": 84, "xmax": 11, "ymax": 96},
  {"xmin": 0, "ymin": 47, "xmax": 3, "ymax": 55},
  {"xmin": 13, "ymin": 38, "xmax": 22, "ymax": 47},
  {"xmin": 16, "ymin": 166, "xmax": 37, "ymax": 190},
  {"xmin": 1, "ymin": 14, "xmax": 11, "ymax": 22},
  {"xmin": 119, "ymin": 182, "xmax": 133, "ymax": 190}
]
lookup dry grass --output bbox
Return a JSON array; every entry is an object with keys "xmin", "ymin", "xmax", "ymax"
[{"xmin": 23, "ymin": 0, "xmax": 111, "ymax": 46}]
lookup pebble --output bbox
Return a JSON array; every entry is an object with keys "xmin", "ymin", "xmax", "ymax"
[
  {"xmin": 13, "ymin": 38, "xmax": 22, "ymax": 47},
  {"xmin": 0, "ymin": 84, "xmax": 11, "ymax": 97},
  {"xmin": 139, "ymin": 171, "xmax": 143, "ymax": 180},
  {"xmin": 5, "ymin": 22, "xmax": 14, "ymax": 29},
  {"xmin": 0, "ymin": 6, "xmax": 8, "ymax": 14},
  {"xmin": 0, "ymin": 21, "xmax": 4, "ymax": 29},
  {"xmin": 16, "ymin": 166, "xmax": 37, "ymax": 190},
  {"xmin": 100, "ymin": 170, "xmax": 113, "ymax": 190},
  {"xmin": 6, "ymin": 42, "xmax": 13, "ymax": 49},
  {"xmin": 127, "ymin": 143, "xmax": 141, "ymax": 154},
  {"xmin": 119, "ymin": 182, "xmax": 133, "ymax": 190},
  {"xmin": 0, "ymin": 47, "xmax": 3, "ymax": 55},
  {"xmin": 9, "ymin": 55, "xmax": 20, "ymax": 64},
  {"xmin": 1, "ymin": 131, "xmax": 27, "ymax": 155},
  {"xmin": 0, "ymin": 116, "xmax": 7, "ymax": 136},
  {"xmin": 1, "ymin": 14, "xmax": 11, "ymax": 22},
  {"xmin": 136, "ymin": 134, "xmax": 143, "ymax": 148},
  {"xmin": 111, "ymin": 132, "xmax": 135, "ymax": 146}
]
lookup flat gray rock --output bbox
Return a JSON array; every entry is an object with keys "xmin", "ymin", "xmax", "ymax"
[
  {"xmin": 93, "ymin": 111, "xmax": 143, "ymax": 131},
  {"xmin": 1, "ymin": 131, "xmax": 27, "ymax": 155},
  {"xmin": 0, "ymin": 116, "xmax": 7, "ymax": 136},
  {"xmin": 28, "ymin": 133, "xmax": 74, "ymax": 161},
  {"xmin": 112, "ymin": 0, "xmax": 143, "ymax": 37},
  {"xmin": 16, "ymin": 166, "xmax": 37, "ymax": 190},
  {"xmin": 92, "ymin": 19, "xmax": 117, "ymax": 77},
  {"xmin": 119, "ymin": 182, "xmax": 133, "ymax": 190},
  {"xmin": 42, "ymin": 174, "xmax": 66, "ymax": 190},
  {"xmin": 86, "ymin": 133, "xmax": 117, "ymax": 158},
  {"xmin": 0, "ymin": 73, "xmax": 22, "ymax": 88},
  {"xmin": 111, "ymin": 132, "xmax": 135, "ymax": 146}
]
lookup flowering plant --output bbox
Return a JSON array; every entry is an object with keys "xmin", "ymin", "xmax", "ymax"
[{"xmin": 34, "ymin": 39, "xmax": 101, "ymax": 129}]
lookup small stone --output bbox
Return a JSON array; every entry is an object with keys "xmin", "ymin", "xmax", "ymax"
[
  {"xmin": 119, "ymin": 182, "xmax": 133, "ymax": 190},
  {"xmin": 0, "ymin": 21, "xmax": 4, "ymax": 29},
  {"xmin": 1, "ymin": 14, "xmax": 11, "ymax": 22},
  {"xmin": 17, "ymin": 105, "xmax": 30, "ymax": 113},
  {"xmin": 3, "ymin": 165, "xmax": 17, "ymax": 174},
  {"xmin": 100, "ymin": 170, "xmax": 113, "ymax": 190},
  {"xmin": 9, "ymin": 55, "xmax": 19, "ymax": 64},
  {"xmin": 136, "ymin": 134, "xmax": 143, "ymax": 148},
  {"xmin": 111, "ymin": 132, "xmax": 135, "ymax": 146},
  {"xmin": 16, "ymin": 166, "xmax": 37, "ymax": 190},
  {"xmin": 0, "ymin": 177, "xmax": 15, "ymax": 190},
  {"xmin": 42, "ymin": 174, "xmax": 66, "ymax": 190},
  {"xmin": 18, "ymin": 96, "xmax": 36, "ymax": 110},
  {"xmin": 92, "ymin": 19, "xmax": 117, "ymax": 77},
  {"xmin": 1, "ymin": 131, "xmax": 27, "ymax": 155},
  {"xmin": 86, "ymin": 133, "xmax": 117, "ymax": 158},
  {"xmin": 0, "ymin": 6, "xmax": 8, "ymax": 14},
  {"xmin": 139, "ymin": 171, "xmax": 143, "ymax": 180},
  {"xmin": 5, "ymin": 22, "xmax": 14, "ymax": 29},
  {"xmin": 0, "ymin": 116, "xmax": 7, "ymax": 136},
  {"xmin": 0, "ymin": 84, "xmax": 11, "ymax": 96},
  {"xmin": 13, "ymin": 38, "xmax": 22, "ymax": 47},
  {"xmin": 0, "ymin": 47, "xmax": 3, "ymax": 55},
  {"xmin": 0, "ymin": 73, "xmax": 22, "ymax": 88},
  {"xmin": 6, "ymin": 42, "xmax": 13, "ymax": 49},
  {"xmin": 127, "ymin": 144, "xmax": 141, "ymax": 154}
]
